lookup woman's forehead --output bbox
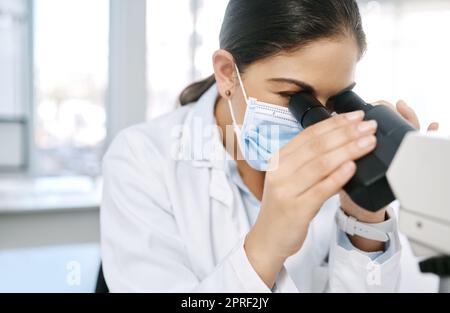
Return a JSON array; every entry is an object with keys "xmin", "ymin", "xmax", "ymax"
[{"xmin": 245, "ymin": 38, "xmax": 359, "ymax": 94}]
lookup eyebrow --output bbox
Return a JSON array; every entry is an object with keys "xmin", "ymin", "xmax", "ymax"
[{"xmin": 267, "ymin": 78, "xmax": 357, "ymax": 96}]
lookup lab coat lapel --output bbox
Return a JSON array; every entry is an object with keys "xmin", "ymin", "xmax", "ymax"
[
  {"xmin": 185, "ymin": 83, "xmax": 251, "ymax": 263},
  {"xmin": 208, "ymin": 165, "xmax": 251, "ymax": 262},
  {"xmin": 209, "ymin": 167, "xmax": 233, "ymax": 208}
]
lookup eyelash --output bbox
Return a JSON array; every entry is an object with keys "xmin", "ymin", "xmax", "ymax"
[
  {"xmin": 277, "ymin": 92, "xmax": 296, "ymax": 98},
  {"xmin": 277, "ymin": 92, "xmax": 333, "ymax": 112}
]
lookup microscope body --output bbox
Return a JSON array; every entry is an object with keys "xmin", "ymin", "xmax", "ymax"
[{"xmin": 288, "ymin": 91, "xmax": 416, "ymax": 212}]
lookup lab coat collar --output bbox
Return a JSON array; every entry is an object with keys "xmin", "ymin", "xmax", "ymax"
[{"xmin": 181, "ymin": 82, "xmax": 230, "ymax": 170}]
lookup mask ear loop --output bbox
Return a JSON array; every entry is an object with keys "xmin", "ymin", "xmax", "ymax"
[
  {"xmin": 234, "ymin": 64, "xmax": 249, "ymax": 101},
  {"xmin": 226, "ymin": 64, "xmax": 249, "ymax": 135},
  {"xmin": 227, "ymin": 96, "xmax": 240, "ymax": 134},
  {"xmin": 226, "ymin": 64, "xmax": 250, "ymax": 160}
]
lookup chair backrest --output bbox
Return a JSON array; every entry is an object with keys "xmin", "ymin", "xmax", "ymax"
[{"xmin": 95, "ymin": 263, "xmax": 109, "ymax": 293}]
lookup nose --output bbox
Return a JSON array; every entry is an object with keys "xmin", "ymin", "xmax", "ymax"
[
  {"xmin": 315, "ymin": 95, "xmax": 335, "ymax": 113},
  {"xmin": 316, "ymin": 96, "xmax": 329, "ymax": 107}
]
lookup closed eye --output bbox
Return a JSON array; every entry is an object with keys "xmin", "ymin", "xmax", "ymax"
[
  {"xmin": 277, "ymin": 92, "xmax": 297, "ymax": 98},
  {"xmin": 278, "ymin": 91, "xmax": 334, "ymax": 113}
]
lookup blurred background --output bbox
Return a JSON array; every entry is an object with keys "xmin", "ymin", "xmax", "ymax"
[{"xmin": 0, "ymin": 0, "xmax": 448, "ymax": 292}]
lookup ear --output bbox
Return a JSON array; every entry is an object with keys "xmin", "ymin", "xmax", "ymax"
[{"xmin": 212, "ymin": 49, "xmax": 236, "ymax": 98}]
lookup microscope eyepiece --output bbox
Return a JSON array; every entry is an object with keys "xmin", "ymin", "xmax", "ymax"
[
  {"xmin": 288, "ymin": 92, "xmax": 330, "ymax": 128},
  {"xmin": 329, "ymin": 90, "xmax": 374, "ymax": 114}
]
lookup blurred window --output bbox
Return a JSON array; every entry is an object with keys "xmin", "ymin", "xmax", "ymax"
[
  {"xmin": 0, "ymin": 0, "xmax": 29, "ymax": 170},
  {"xmin": 0, "ymin": 0, "xmax": 28, "ymax": 118},
  {"xmin": 356, "ymin": 0, "xmax": 450, "ymax": 134},
  {"xmin": 34, "ymin": 0, "xmax": 109, "ymax": 176},
  {"xmin": 146, "ymin": 0, "xmax": 228, "ymax": 118}
]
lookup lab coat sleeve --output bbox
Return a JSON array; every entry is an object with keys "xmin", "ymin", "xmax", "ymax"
[
  {"xmin": 327, "ymin": 206, "xmax": 402, "ymax": 292},
  {"xmin": 100, "ymin": 128, "xmax": 297, "ymax": 292}
]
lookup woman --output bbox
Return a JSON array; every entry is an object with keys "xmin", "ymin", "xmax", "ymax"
[{"xmin": 101, "ymin": 0, "xmax": 439, "ymax": 292}]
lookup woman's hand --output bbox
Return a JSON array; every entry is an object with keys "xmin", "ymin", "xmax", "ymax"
[
  {"xmin": 244, "ymin": 110, "xmax": 378, "ymax": 289},
  {"xmin": 339, "ymin": 99, "xmax": 440, "ymax": 252}
]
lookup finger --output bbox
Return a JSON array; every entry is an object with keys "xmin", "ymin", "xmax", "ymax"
[
  {"xmin": 280, "ymin": 110, "xmax": 365, "ymax": 157},
  {"xmin": 297, "ymin": 161, "xmax": 357, "ymax": 220},
  {"xmin": 282, "ymin": 119, "xmax": 377, "ymax": 172},
  {"xmin": 396, "ymin": 100, "xmax": 420, "ymax": 130},
  {"xmin": 427, "ymin": 122, "xmax": 439, "ymax": 132},
  {"xmin": 374, "ymin": 99, "xmax": 421, "ymax": 130},
  {"xmin": 285, "ymin": 134, "xmax": 376, "ymax": 196}
]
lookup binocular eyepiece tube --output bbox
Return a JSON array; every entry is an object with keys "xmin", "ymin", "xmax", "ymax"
[{"xmin": 288, "ymin": 91, "xmax": 416, "ymax": 212}]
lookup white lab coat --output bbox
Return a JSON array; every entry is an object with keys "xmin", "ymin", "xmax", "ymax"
[{"xmin": 100, "ymin": 84, "xmax": 403, "ymax": 293}]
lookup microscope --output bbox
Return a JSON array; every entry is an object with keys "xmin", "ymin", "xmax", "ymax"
[{"xmin": 289, "ymin": 91, "xmax": 450, "ymax": 292}]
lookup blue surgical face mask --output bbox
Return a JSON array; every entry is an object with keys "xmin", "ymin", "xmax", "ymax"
[{"xmin": 227, "ymin": 64, "xmax": 304, "ymax": 171}]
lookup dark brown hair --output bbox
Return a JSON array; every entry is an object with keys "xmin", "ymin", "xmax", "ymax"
[{"xmin": 179, "ymin": 0, "xmax": 366, "ymax": 106}]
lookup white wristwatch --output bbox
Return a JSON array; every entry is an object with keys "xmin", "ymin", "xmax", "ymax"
[{"xmin": 336, "ymin": 206, "xmax": 397, "ymax": 242}]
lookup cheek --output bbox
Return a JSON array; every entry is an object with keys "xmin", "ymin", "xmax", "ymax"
[
  {"xmin": 231, "ymin": 92, "xmax": 248, "ymax": 123},
  {"xmin": 242, "ymin": 85, "xmax": 290, "ymax": 108},
  {"xmin": 269, "ymin": 96, "xmax": 290, "ymax": 108}
]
